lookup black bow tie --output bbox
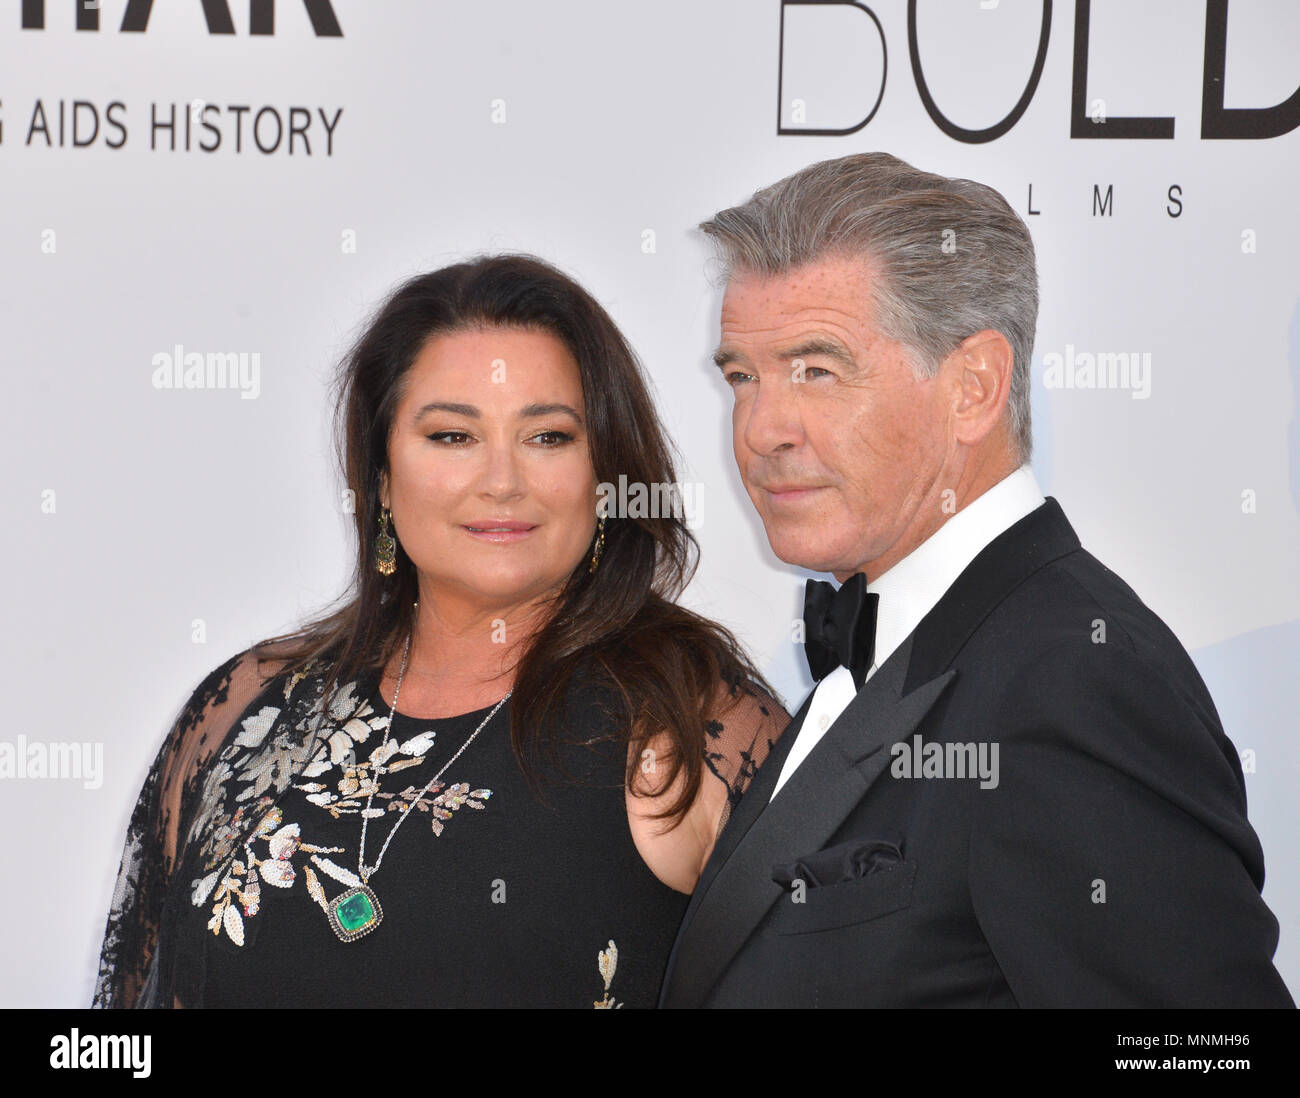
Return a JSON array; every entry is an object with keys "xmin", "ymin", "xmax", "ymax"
[{"xmin": 803, "ymin": 573, "xmax": 879, "ymax": 690}]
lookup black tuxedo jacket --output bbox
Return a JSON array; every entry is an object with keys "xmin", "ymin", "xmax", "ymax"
[{"xmin": 660, "ymin": 498, "xmax": 1294, "ymax": 1007}]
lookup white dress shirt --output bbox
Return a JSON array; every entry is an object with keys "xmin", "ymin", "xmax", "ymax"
[{"xmin": 769, "ymin": 464, "xmax": 1046, "ymax": 800}]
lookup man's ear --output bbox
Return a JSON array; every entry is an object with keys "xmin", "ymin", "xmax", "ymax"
[{"xmin": 943, "ymin": 330, "xmax": 1014, "ymax": 447}]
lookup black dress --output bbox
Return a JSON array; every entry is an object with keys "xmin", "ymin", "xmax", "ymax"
[{"xmin": 94, "ymin": 652, "xmax": 780, "ymax": 1008}]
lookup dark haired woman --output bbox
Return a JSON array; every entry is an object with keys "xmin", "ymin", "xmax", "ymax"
[{"xmin": 92, "ymin": 254, "xmax": 789, "ymax": 1008}]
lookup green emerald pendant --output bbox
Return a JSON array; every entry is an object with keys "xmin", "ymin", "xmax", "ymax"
[{"xmin": 327, "ymin": 884, "xmax": 383, "ymax": 942}]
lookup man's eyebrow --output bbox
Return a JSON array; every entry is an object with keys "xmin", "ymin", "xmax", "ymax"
[
  {"xmin": 712, "ymin": 346, "xmax": 744, "ymax": 370},
  {"xmin": 711, "ymin": 339, "xmax": 856, "ymax": 372},
  {"xmin": 777, "ymin": 338, "xmax": 856, "ymax": 369},
  {"xmin": 412, "ymin": 401, "xmax": 584, "ymax": 425}
]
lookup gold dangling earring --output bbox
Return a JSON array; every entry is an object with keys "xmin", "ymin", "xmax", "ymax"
[
  {"xmin": 588, "ymin": 513, "xmax": 607, "ymax": 574},
  {"xmin": 376, "ymin": 506, "xmax": 397, "ymax": 576}
]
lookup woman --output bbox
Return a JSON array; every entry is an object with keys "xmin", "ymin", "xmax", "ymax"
[{"xmin": 93, "ymin": 254, "xmax": 790, "ymax": 1008}]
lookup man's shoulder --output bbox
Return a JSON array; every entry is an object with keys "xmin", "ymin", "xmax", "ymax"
[
  {"xmin": 943, "ymin": 520, "xmax": 1219, "ymax": 723},
  {"xmin": 1002, "ymin": 542, "xmax": 1197, "ymax": 667},
  {"xmin": 906, "ymin": 497, "xmax": 1212, "ymax": 713}
]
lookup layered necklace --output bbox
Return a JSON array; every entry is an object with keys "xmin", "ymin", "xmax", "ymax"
[{"xmin": 321, "ymin": 620, "xmax": 510, "ymax": 943}]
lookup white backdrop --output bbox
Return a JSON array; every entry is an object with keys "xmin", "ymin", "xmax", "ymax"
[{"xmin": 2, "ymin": 0, "xmax": 1296, "ymax": 1005}]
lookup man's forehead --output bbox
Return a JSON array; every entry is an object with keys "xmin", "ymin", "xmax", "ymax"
[
  {"xmin": 722, "ymin": 258, "xmax": 874, "ymax": 317},
  {"xmin": 718, "ymin": 265, "xmax": 879, "ymax": 351}
]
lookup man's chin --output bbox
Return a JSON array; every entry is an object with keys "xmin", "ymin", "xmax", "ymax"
[{"xmin": 765, "ymin": 534, "xmax": 855, "ymax": 576}]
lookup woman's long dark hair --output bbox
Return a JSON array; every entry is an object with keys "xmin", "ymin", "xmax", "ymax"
[{"xmin": 250, "ymin": 253, "xmax": 775, "ymax": 824}]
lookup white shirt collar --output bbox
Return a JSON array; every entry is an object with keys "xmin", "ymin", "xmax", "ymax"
[{"xmin": 867, "ymin": 464, "xmax": 1046, "ymax": 672}]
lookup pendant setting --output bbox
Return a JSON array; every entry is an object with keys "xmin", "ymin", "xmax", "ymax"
[{"xmin": 327, "ymin": 884, "xmax": 383, "ymax": 942}]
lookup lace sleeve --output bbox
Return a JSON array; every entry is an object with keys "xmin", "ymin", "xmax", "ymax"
[
  {"xmin": 703, "ymin": 681, "xmax": 791, "ymax": 836},
  {"xmin": 91, "ymin": 648, "xmax": 282, "ymax": 1008}
]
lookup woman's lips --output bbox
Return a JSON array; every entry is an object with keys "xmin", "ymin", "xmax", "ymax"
[{"xmin": 461, "ymin": 522, "xmax": 538, "ymax": 543}]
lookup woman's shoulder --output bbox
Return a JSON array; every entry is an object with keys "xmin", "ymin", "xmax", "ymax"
[
  {"xmin": 702, "ymin": 678, "xmax": 793, "ymax": 804},
  {"xmin": 625, "ymin": 676, "xmax": 792, "ymax": 893},
  {"xmin": 172, "ymin": 640, "xmax": 319, "ymax": 744}
]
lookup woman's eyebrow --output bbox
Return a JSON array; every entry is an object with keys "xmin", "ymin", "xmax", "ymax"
[
  {"xmin": 412, "ymin": 401, "xmax": 584, "ymax": 425},
  {"xmin": 519, "ymin": 402, "xmax": 584, "ymax": 424},
  {"xmin": 413, "ymin": 401, "xmax": 479, "ymax": 423}
]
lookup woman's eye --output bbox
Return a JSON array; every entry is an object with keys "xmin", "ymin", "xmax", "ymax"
[
  {"xmin": 426, "ymin": 429, "xmax": 575, "ymax": 447},
  {"xmin": 530, "ymin": 430, "xmax": 575, "ymax": 446}
]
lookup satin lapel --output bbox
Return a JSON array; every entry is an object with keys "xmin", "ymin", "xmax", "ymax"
[
  {"xmin": 661, "ymin": 636, "xmax": 956, "ymax": 1007},
  {"xmin": 904, "ymin": 497, "xmax": 1080, "ymax": 690}
]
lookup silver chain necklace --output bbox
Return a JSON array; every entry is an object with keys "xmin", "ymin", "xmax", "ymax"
[{"xmin": 324, "ymin": 612, "xmax": 511, "ymax": 943}]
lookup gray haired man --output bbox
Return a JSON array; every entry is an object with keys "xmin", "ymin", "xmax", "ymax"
[{"xmin": 659, "ymin": 153, "xmax": 1292, "ymax": 1008}]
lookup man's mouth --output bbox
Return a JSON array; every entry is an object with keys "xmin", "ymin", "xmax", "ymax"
[{"xmin": 762, "ymin": 483, "xmax": 825, "ymax": 503}]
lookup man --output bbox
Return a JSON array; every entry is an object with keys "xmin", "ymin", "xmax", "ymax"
[{"xmin": 660, "ymin": 152, "xmax": 1293, "ymax": 1008}]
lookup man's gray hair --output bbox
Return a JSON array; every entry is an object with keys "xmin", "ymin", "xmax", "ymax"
[{"xmin": 700, "ymin": 152, "xmax": 1038, "ymax": 463}]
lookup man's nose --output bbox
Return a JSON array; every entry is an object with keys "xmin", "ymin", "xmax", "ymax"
[{"xmin": 741, "ymin": 374, "xmax": 805, "ymax": 455}]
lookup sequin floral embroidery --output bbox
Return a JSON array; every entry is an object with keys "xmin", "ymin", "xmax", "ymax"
[
  {"xmin": 185, "ymin": 669, "xmax": 492, "ymax": 946},
  {"xmin": 593, "ymin": 939, "xmax": 623, "ymax": 1009}
]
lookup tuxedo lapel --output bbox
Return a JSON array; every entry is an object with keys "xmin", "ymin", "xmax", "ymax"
[
  {"xmin": 905, "ymin": 496, "xmax": 1080, "ymax": 690},
  {"xmin": 661, "ymin": 636, "xmax": 956, "ymax": 1007},
  {"xmin": 660, "ymin": 498, "xmax": 1081, "ymax": 1008}
]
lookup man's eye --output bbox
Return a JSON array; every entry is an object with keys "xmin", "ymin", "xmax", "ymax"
[
  {"xmin": 798, "ymin": 366, "xmax": 833, "ymax": 380},
  {"xmin": 530, "ymin": 430, "xmax": 575, "ymax": 446},
  {"xmin": 427, "ymin": 431, "xmax": 472, "ymax": 445},
  {"xmin": 724, "ymin": 371, "xmax": 756, "ymax": 387}
]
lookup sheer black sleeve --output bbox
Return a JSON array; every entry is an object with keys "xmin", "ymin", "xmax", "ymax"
[
  {"xmin": 702, "ymin": 681, "xmax": 791, "ymax": 836},
  {"xmin": 91, "ymin": 650, "xmax": 278, "ymax": 1008}
]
